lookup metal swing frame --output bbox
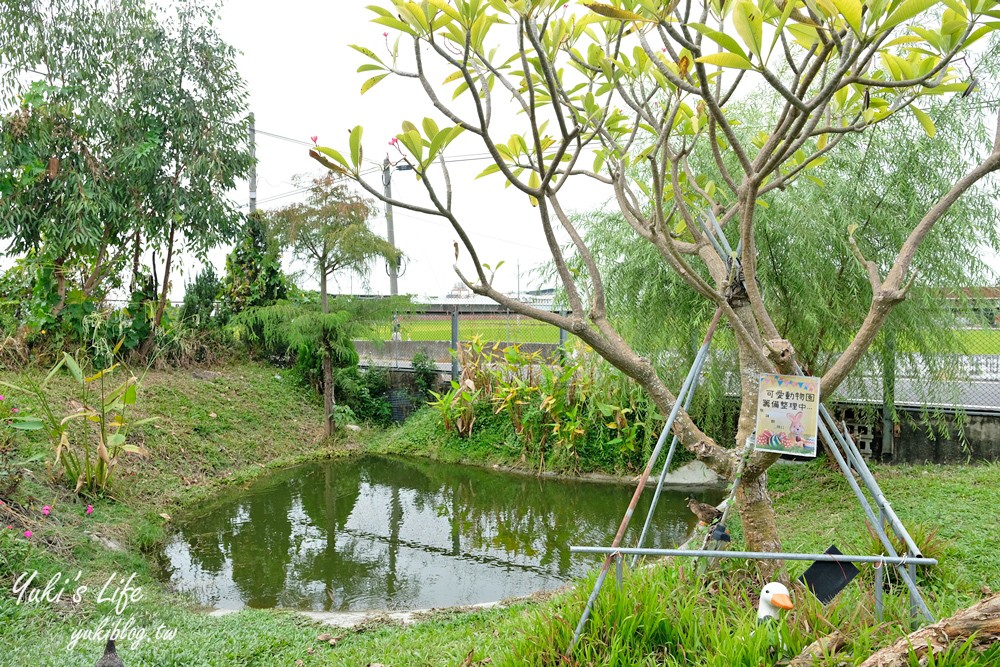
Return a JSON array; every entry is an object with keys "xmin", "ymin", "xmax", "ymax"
[{"xmin": 567, "ymin": 211, "xmax": 934, "ymax": 653}]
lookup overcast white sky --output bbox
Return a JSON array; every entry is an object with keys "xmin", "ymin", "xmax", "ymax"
[{"xmin": 210, "ymin": 1, "xmax": 613, "ymax": 300}]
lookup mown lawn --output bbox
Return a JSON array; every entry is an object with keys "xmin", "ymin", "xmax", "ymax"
[{"xmin": 375, "ymin": 315, "xmax": 563, "ymax": 344}]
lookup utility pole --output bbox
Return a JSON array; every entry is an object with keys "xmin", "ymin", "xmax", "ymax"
[
  {"xmin": 248, "ymin": 113, "xmax": 257, "ymax": 214},
  {"xmin": 382, "ymin": 158, "xmax": 398, "ymax": 296}
]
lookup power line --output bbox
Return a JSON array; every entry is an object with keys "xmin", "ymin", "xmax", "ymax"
[
  {"xmin": 241, "ymin": 165, "xmax": 382, "ymax": 209},
  {"xmin": 391, "ymin": 209, "xmax": 550, "ymax": 252},
  {"xmin": 255, "ymin": 128, "xmax": 314, "ymax": 146}
]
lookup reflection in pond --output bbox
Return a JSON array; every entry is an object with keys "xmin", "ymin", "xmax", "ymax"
[{"xmin": 162, "ymin": 456, "xmax": 722, "ymax": 612}]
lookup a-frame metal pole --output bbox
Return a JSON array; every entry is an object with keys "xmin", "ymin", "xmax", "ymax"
[{"xmin": 567, "ymin": 325, "xmax": 717, "ymax": 652}]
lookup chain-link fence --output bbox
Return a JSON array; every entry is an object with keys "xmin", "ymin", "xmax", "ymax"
[
  {"xmin": 362, "ymin": 311, "xmax": 1000, "ymax": 412},
  {"xmin": 357, "ymin": 310, "xmax": 1000, "ymax": 460},
  {"xmin": 356, "ymin": 307, "xmax": 567, "ymax": 377}
]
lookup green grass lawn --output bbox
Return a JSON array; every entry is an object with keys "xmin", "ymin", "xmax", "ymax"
[
  {"xmin": 947, "ymin": 328, "xmax": 1000, "ymax": 355},
  {"xmin": 377, "ymin": 314, "xmax": 1000, "ymax": 356},
  {"xmin": 2, "ymin": 364, "xmax": 998, "ymax": 666},
  {"xmin": 375, "ymin": 315, "xmax": 563, "ymax": 344}
]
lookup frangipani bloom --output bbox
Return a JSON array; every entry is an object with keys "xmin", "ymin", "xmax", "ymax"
[
  {"xmin": 86, "ymin": 505, "xmax": 94, "ymax": 516},
  {"xmin": 42, "ymin": 505, "xmax": 51, "ymax": 516},
  {"xmin": 23, "ymin": 530, "xmax": 32, "ymax": 538}
]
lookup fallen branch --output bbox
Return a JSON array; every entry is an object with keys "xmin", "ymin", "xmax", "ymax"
[
  {"xmin": 787, "ymin": 630, "xmax": 847, "ymax": 666},
  {"xmin": 857, "ymin": 593, "xmax": 1000, "ymax": 667}
]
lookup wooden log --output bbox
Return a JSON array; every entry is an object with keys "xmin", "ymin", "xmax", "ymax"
[
  {"xmin": 786, "ymin": 630, "xmax": 847, "ymax": 666},
  {"xmin": 857, "ymin": 593, "xmax": 1000, "ymax": 667}
]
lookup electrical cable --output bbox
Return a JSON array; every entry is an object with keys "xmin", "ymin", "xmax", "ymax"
[{"xmin": 390, "ymin": 208, "xmax": 550, "ymax": 252}]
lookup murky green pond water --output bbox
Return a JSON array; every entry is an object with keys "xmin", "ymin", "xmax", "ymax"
[{"xmin": 161, "ymin": 456, "xmax": 721, "ymax": 612}]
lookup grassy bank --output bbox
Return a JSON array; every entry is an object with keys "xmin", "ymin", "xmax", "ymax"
[{"xmin": 1, "ymin": 364, "xmax": 997, "ymax": 665}]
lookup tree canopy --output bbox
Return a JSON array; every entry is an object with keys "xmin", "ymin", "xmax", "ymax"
[
  {"xmin": 314, "ymin": 0, "xmax": 1000, "ymax": 554},
  {"xmin": 0, "ymin": 0, "xmax": 252, "ymax": 346}
]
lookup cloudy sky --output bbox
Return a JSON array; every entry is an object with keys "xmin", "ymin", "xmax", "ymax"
[{"xmin": 214, "ymin": 1, "xmax": 612, "ymax": 299}]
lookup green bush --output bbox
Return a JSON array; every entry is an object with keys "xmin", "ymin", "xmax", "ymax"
[
  {"xmin": 220, "ymin": 211, "xmax": 288, "ymax": 320},
  {"xmin": 180, "ymin": 265, "xmax": 221, "ymax": 329},
  {"xmin": 411, "ymin": 350, "xmax": 438, "ymax": 396},
  {"xmin": 336, "ymin": 365, "xmax": 393, "ymax": 426}
]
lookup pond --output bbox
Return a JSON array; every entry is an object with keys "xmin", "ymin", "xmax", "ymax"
[{"xmin": 161, "ymin": 456, "xmax": 722, "ymax": 612}]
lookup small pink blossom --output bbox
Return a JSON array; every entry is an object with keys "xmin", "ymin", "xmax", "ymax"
[
  {"xmin": 5, "ymin": 525, "xmax": 11, "ymax": 530},
  {"xmin": 389, "ymin": 137, "xmax": 399, "ymax": 146},
  {"xmin": 383, "ymin": 31, "xmax": 388, "ymax": 37},
  {"xmin": 42, "ymin": 505, "xmax": 51, "ymax": 516},
  {"xmin": 86, "ymin": 505, "xmax": 94, "ymax": 516},
  {"xmin": 10, "ymin": 407, "xmax": 18, "ymax": 413},
  {"xmin": 310, "ymin": 135, "xmax": 318, "ymax": 144},
  {"xmin": 23, "ymin": 530, "xmax": 32, "ymax": 538},
  {"xmin": 0, "ymin": 394, "xmax": 5, "ymax": 401}
]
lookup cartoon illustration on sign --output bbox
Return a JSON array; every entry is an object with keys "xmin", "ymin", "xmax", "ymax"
[{"xmin": 754, "ymin": 374, "xmax": 820, "ymax": 458}]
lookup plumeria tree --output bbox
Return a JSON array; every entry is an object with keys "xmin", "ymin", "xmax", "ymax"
[{"xmin": 312, "ymin": 0, "xmax": 1000, "ymax": 554}]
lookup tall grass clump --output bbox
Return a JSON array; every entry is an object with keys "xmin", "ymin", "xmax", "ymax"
[{"xmin": 493, "ymin": 557, "xmax": 993, "ymax": 667}]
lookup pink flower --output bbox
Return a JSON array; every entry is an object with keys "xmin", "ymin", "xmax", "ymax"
[
  {"xmin": 42, "ymin": 505, "xmax": 51, "ymax": 516},
  {"xmin": 11, "ymin": 408, "xmax": 18, "ymax": 413},
  {"xmin": 310, "ymin": 135, "xmax": 318, "ymax": 144},
  {"xmin": 0, "ymin": 394, "xmax": 5, "ymax": 401},
  {"xmin": 389, "ymin": 137, "xmax": 399, "ymax": 146},
  {"xmin": 5, "ymin": 525, "xmax": 11, "ymax": 530},
  {"xmin": 383, "ymin": 31, "xmax": 388, "ymax": 37},
  {"xmin": 23, "ymin": 530, "xmax": 32, "ymax": 538},
  {"xmin": 86, "ymin": 505, "xmax": 94, "ymax": 516}
]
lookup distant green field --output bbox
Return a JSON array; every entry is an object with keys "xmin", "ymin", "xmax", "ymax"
[
  {"xmin": 376, "ymin": 316, "xmax": 562, "ymax": 344},
  {"xmin": 374, "ymin": 316, "xmax": 1000, "ymax": 352},
  {"xmin": 948, "ymin": 328, "xmax": 1000, "ymax": 354}
]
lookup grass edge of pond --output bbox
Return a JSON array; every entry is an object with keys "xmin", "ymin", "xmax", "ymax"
[{"xmin": 1, "ymin": 362, "xmax": 997, "ymax": 666}]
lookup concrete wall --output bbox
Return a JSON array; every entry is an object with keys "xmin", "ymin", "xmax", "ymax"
[{"xmin": 892, "ymin": 412, "xmax": 1000, "ymax": 463}]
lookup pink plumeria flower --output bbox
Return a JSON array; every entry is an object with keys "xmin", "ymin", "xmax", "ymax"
[
  {"xmin": 42, "ymin": 505, "xmax": 51, "ymax": 516},
  {"xmin": 383, "ymin": 31, "xmax": 388, "ymax": 37},
  {"xmin": 23, "ymin": 530, "xmax": 32, "ymax": 538},
  {"xmin": 86, "ymin": 505, "xmax": 94, "ymax": 516},
  {"xmin": 310, "ymin": 135, "xmax": 318, "ymax": 144}
]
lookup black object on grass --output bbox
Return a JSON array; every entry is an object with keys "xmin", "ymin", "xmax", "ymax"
[{"xmin": 798, "ymin": 545, "xmax": 860, "ymax": 604}]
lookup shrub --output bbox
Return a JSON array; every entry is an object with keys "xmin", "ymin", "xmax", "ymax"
[
  {"xmin": 180, "ymin": 265, "xmax": 222, "ymax": 329},
  {"xmin": 411, "ymin": 350, "xmax": 438, "ymax": 396},
  {"xmin": 336, "ymin": 365, "xmax": 392, "ymax": 426},
  {"xmin": 5, "ymin": 353, "xmax": 150, "ymax": 497}
]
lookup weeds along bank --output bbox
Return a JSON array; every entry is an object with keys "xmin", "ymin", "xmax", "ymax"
[{"xmin": 392, "ymin": 336, "xmax": 741, "ymax": 476}]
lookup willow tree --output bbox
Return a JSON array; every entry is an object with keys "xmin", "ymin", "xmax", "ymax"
[
  {"xmin": 312, "ymin": 0, "xmax": 1000, "ymax": 553},
  {"xmin": 267, "ymin": 174, "xmax": 400, "ymax": 435}
]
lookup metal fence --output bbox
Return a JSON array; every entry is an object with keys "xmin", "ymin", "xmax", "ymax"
[
  {"xmin": 388, "ymin": 309, "xmax": 566, "ymax": 348},
  {"xmin": 367, "ymin": 310, "xmax": 1000, "ymax": 413}
]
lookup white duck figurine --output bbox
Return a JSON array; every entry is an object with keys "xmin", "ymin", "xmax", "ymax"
[{"xmin": 757, "ymin": 581, "xmax": 794, "ymax": 624}]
